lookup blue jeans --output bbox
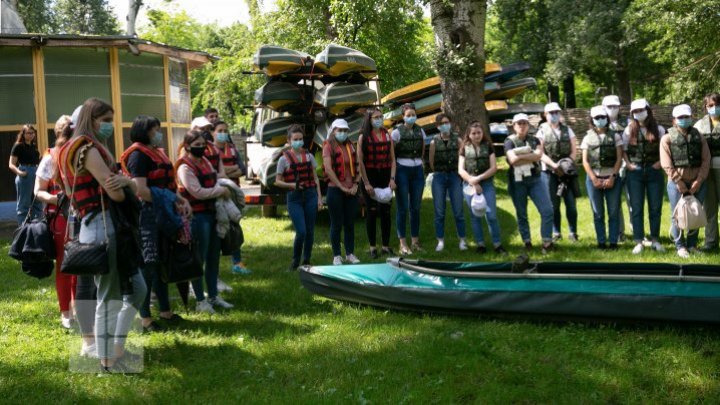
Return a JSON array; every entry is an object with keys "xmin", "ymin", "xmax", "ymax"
[
  {"xmin": 463, "ymin": 179, "xmax": 501, "ymax": 246},
  {"xmin": 231, "ymin": 224, "xmax": 245, "ymax": 264},
  {"xmin": 667, "ymin": 180, "xmax": 707, "ymax": 249},
  {"xmin": 508, "ymin": 172, "xmax": 553, "ymax": 243},
  {"xmin": 627, "ymin": 165, "xmax": 665, "ymax": 242},
  {"xmin": 287, "ymin": 188, "xmax": 318, "ymax": 266},
  {"xmin": 431, "ymin": 171, "xmax": 466, "ymax": 239},
  {"xmin": 327, "ymin": 186, "xmax": 359, "ymax": 256},
  {"xmin": 396, "ymin": 164, "xmax": 424, "ymax": 238},
  {"xmin": 15, "ymin": 164, "xmax": 42, "ymax": 224},
  {"xmin": 191, "ymin": 212, "xmax": 220, "ymax": 301},
  {"xmin": 585, "ymin": 175, "xmax": 622, "ymax": 244},
  {"xmin": 140, "ymin": 263, "xmax": 170, "ymax": 319},
  {"xmin": 543, "ymin": 171, "xmax": 578, "ymax": 235}
]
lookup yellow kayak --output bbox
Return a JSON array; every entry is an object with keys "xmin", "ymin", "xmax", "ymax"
[{"xmin": 413, "ymin": 101, "xmax": 508, "ymax": 131}]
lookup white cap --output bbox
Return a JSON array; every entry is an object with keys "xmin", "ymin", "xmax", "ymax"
[
  {"xmin": 372, "ymin": 187, "xmax": 393, "ymax": 204},
  {"xmin": 70, "ymin": 105, "xmax": 83, "ymax": 129},
  {"xmin": 512, "ymin": 113, "xmax": 529, "ymax": 123},
  {"xmin": 471, "ymin": 193, "xmax": 487, "ymax": 217},
  {"xmin": 590, "ymin": 106, "xmax": 607, "ymax": 118},
  {"xmin": 630, "ymin": 98, "xmax": 649, "ymax": 111},
  {"xmin": 191, "ymin": 116, "xmax": 212, "ymax": 129},
  {"xmin": 330, "ymin": 118, "xmax": 350, "ymax": 131},
  {"xmin": 602, "ymin": 95, "xmax": 621, "ymax": 107},
  {"xmin": 672, "ymin": 104, "xmax": 692, "ymax": 118},
  {"xmin": 544, "ymin": 102, "xmax": 561, "ymax": 113}
]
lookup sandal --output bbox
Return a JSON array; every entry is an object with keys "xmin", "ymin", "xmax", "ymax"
[{"xmin": 399, "ymin": 245, "xmax": 413, "ymax": 255}]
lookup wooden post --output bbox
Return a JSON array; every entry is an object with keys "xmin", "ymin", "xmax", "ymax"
[
  {"xmin": 31, "ymin": 47, "xmax": 48, "ymax": 152},
  {"xmin": 109, "ymin": 48, "xmax": 124, "ymax": 155}
]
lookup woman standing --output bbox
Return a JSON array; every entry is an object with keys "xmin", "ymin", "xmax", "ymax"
[
  {"xmin": 120, "ymin": 116, "xmax": 189, "ymax": 331},
  {"xmin": 176, "ymin": 130, "xmax": 233, "ymax": 313},
  {"xmin": 581, "ymin": 106, "xmax": 624, "ymax": 250},
  {"xmin": 695, "ymin": 93, "xmax": 720, "ymax": 251},
  {"xmin": 458, "ymin": 121, "xmax": 506, "ymax": 254},
  {"xmin": 392, "ymin": 104, "xmax": 426, "ymax": 254},
  {"xmin": 275, "ymin": 125, "xmax": 322, "ymax": 271},
  {"xmin": 9, "ymin": 124, "xmax": 42, "ymax": 224},
  {"xmin": 323, "ymin": 119, "xmax": 361, "ymax": 265},
  {"xmin": 660, "ymin": 104, "xmax": 710, "ymax": 258},
  {"xmin": 57, "ymin": 97, "xmax": 147, "ymax": 372},
  {"xmin": 428, "ymin": 113, "xmax": 467, "ymax": 252},
  {"xmin": 623, "ymin": 98, "xmax": 666, "ymax": 254},
  {"xmin": 538, "ymin": 102, "xmax": 579, "ymax": 242},
  {"xmin": 358, "ymin": 109, "xmax": 396, "ymax": 258}
]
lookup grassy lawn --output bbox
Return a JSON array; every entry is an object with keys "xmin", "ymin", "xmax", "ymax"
[{"xmin": 1, "ymin": 158, "xmax": 719, "ymax": 403}]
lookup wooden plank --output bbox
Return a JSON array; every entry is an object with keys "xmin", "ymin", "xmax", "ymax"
[
  {"xmin": 135, "ymin": 43, "xmax": 211, "ymax": 66},
  {"xmin": 32, "ymin": 48, "xmax": 48, "ymax": 152},
  {"xmin": 0, "ymin": 125, "xmax": 23, "ymax": 131},
  {"xmin": 109, "ymin": 48, "xmax": 124, "ymax": 155}
]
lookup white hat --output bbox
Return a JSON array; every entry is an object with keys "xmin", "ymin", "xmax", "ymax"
[
  {"xmin": 544, "ymin": 102, "xmax": 562, "ymax": 113},
  {"xmin": 602, "ymin": 95, "xmax": 621, "ymax": 107},
  {"xmin": 512, "ymin": 113, "xmax": 529, "ymax": 123},
  {"xmin": 630, "ymin": 98, "xmax": 649, "ymax": 111},
  {"xmin": 70, "ymin": 105, "xmax": 83, "ymax": 129},
  {"xmin": 463, "ymin": 184, "xmax": 475, "ymax": 197},
  {"xmin": 191, "ymin": 116, "xmax": 212, "ymax": 129},
  {"xmin": 590, "ymin": 106, "xmax": 607, "ymax": 118},
  {"xmin": 372, "ymin": 187, "xmax": 393, "ymax": 204},
  {"xmin": 470, "ymin": 193, "xmax": 487, "ymax": 217},
  {"xmin": 672, "ymin": 104, "xmax": 692, "ymax": 118},
  {"xmin": 330, "ymin": 118, "xmax": 350, "ymax": 131}
]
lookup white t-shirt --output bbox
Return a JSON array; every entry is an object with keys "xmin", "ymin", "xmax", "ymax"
[
  {"xmin": 536, "ymin": 122, "xmax": 576, "ymax": 171},
  {"xmin": 580, "ymin": 132, "xmax": 623, "ymax": 176},
  {"xmin": 36, "ymin": 154, "xmax": 55, "ymax": 181},
  {"xmin": 621, "ymin": 125, "xmax": 666, "ymax": 151},
  {"xmin": 391, "ymin": 126, "xmax": 428, "ymax": 167}
]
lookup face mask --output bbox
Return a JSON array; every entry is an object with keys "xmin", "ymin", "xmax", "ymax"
[
  {"xmin": 404, "ymin": 116, "xmax": 417, "ymax": 125},
  {"xmin": 189, "ymin": 146, "xmax": 205, "ymax": 158},
  {"xmin": 438, "ymin": 123, "xmax": 452, "ymax": 134},
  {"xmin": 548, "ymin": 113, "xmax": 560, "ymax": 124},
  {"xmin": 593, "ymin": 118, "xmax": 608, "ymax": 129},
  {"xmin": 335, "ymin": 131, "xmax": 348, "ymax": 143},
  {"xmin": 677, "ymin": 118, "xmax": 693, "ymax": 129},
  {"xmin": 97, "ymin": 121, "xmax": 114, "ymax": 140},
  {"xmin": 291, "ymin": 140, "xmax": 304, "ymax": 150},
  {"xmin": 633, "ymin": 111, "xmax": 648, "ymax": 122},
  {"xmin": 151, "ymin": 131, "xmax": 163, "ymax": 147},
  {"xmin": 372, "ymin": 119, "xmax": 384, "ymax": 129},
  {"xmin": 708, "ymin": 106, "xmax": 718, "ymax": 117},
  {"xmin": 606, "ymin": 107, "xmax": 619, "ymax": 119},
  {"xmin": 216, "ymin": 132, "xmax": 230, "ymax": 143}
]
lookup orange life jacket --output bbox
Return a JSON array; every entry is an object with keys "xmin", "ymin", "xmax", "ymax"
[
  {"xmin": 219, "ymin": 143, "xmax": 239, "ymax": 168},
  {"xmin": 282, "ymin": 150, "xmax": 316, "ymax": 189},
  {"xmin": 362, "ymin": 129, "xmax": 392, "ymax": 170},
  {"xmin": 204, "ymin": 142, "xmax": 221, "ymax": 172},
  {"xmin": 324, "ymin": 141, "xmax": 358, "ymax": 183},
  {"xmin": 120, "ymin": 142, "xmax": 177, "ymax": 191},
  {"xmin": 175, "ymin": 156, "xmax": 218, "ymax": 213}
]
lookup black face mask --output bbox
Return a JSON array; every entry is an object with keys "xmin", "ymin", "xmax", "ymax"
[{"xmin": 189, "ymin": 146, "xmax": 205, "ymax": 158}]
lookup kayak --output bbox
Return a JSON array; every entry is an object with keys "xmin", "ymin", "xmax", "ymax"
[
  {"xmin": 484, "ymin": 61, "xmax": 531, "ymax": 83},
  {"xmin": 384, "ymin": 83, "xmax": 502, "ymax": 122},
  {"xmin": 314, "ymin": 82, "xmax": 378, "ymax": 115},
  {"xmin": 257, "ymin": 146, "xmax": 289, "ymax": 188},
  {"xmin": 485, "ymin": 77, "xmax": 538, "ymax": 101},
  {"xmin": 254, "ymin": 81, "xmax": 304, "ymax": 111},
  {"xmin": 413, "ymin": 100, "xmax": 509, "ymax": 132},
  {"xmin": 299, "ymin": 258, "xmax": 720, "ymax": 323},
  {"xmin": 253, "ymin": 45, "xmax": 312, "ymax": 76},
  {"xmin": 488, "ymin": 102, "xmax": 545, "ymax": 122},
  {"xmin": 257, "ymin": 116, "xmax": 299, "ymax": 147},
  {"xmin": 315, "ymin": 44, "xmax": 377, "ymax": 78},
  {"xmin": 313, "ymin": 113, "xmax": 364, "ymax": 147}
]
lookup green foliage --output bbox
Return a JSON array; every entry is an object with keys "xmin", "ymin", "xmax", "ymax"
[
  {"xmin": 15, "ymin": 0, "xmax": 55, "ymax": 33},
  {"xmin": 53, "ymin": 0, "xmax": 120, "ymax": 35},
  {"xmin": 434, "ymin": 44, "xmax": 485, "ymax": 82},
  {"xmin": 142, "ymin": 9, "xmax": 210, "ymax": 50}
]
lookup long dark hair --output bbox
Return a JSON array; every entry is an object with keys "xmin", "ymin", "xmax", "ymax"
[
  {"xmin": 361, "ymin": 107, "xmax": 383, "ymax": 138},
  {"xmin": 129, "ymin": 115, "xmax": 161, "ymax": 145},
  {"xmin": 15, "ymin": 124, "xmax": 37, "ymax": 146},
  {"xmin": 461, "ymin": 121, "xmax": 492, "ymax": 148},
  {"xmin": 183, "ymin": 130, "xmax": 205, "ymax": 151},
  {"xmin": 628, "ymin": 106, "xmax": 660, "ymax": 145}
]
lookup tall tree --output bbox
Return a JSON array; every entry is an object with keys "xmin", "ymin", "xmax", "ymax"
[
  {"xmin": 54, "ymin": 0, "xmax": 120, "ymax": 35},
  {"xmin": 429, "ymin": 0, "xmax": 488, "ymax": 132},
  {"xmin": 14, "ymin": 0, "xmax": 53, "ymax": 33}
]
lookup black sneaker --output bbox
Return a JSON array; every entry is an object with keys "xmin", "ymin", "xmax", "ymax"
[
  {"xmin": 159, "ymin": 313, "xmax": 184, "ymax": 323},
  {"xmin": 608, "ymin": 243, "xmax": 619, "ymax": 250},
  {"xmin": 369, "ymin": 249, "xmax": 379, "ymax": 259},
  {"xmin": 301, "ymin": 260, "xmax": 311, "ymax": 266},
  {"xmin": 476, "ymin": 245, "xmax": 487, "ymax": 254},
  {"xmin": 494, "ymin": 245, "xmax": 508, "ymax": 255},
  {"xmin": 524, "ymin": 241, "xmax": 533, "ymax": 251},
  {"xmin": 142, "ymin": 321, "xmax": 165, "ymax": 334},
  {"xmin": 541, "ymin": 243, "xmax": 554, "ymax": 255},
  {"xmin": 597, "ymin": 243, "xmax": 608, "ymax": 250},
  {"xmin": 381, "ymin": 247, "xmax": 395, "ymax": 256}
]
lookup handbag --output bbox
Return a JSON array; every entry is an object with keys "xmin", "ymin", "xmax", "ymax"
[
  {"xmin": 162, "ymin": 238, "xmax": 203, "ymax": 283},
  {"xmin": 220, "ymin": 221, "xmax": 244, "ymax": 256},
  {"xmin": 9, "ymin": 201, "xmax": 55, "ymax": 279},
  {"xmin": 673, "ymin": 194, "xmax": 707, "ymax": 231},
  {"xmin": 60, "ymin": 155, "xmax": 110, "ymax": 276}
]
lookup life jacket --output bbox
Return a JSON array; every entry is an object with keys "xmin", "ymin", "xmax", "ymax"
[
  {"xmin": 584, "ymin": 129, "xmax": 618, "ymax": 169},
  {"xmin": 362, "ymin": 128, "xmax": 392, "ymax": 170},
  {"xmin": 463, "ymin": 142, "xmax": 491, "ymax": 176},
  {"xmin": 394, "ymin": 124, "xmax": 424, "ymax": 159},
  {"xmin": 609, "ymin": 120, "xmax": 625, "ymax": 132},
  {"xmin": 282, "ymin": 150, "xmax": 316, "ymax": 189},
  {"xmin": 668, "ymin": 127, "xmax": 703, "ymax": 168},
  {"xmin": 57, "ymin": 135, "xmax": 115, "ymax": 219},
  {"xmin": 204, "ymin": 142, "xmax": 221, "ymax": 172},
  {"xmin": 541, "ymin": 123, "xmax": 572, "ymax": 162},
  {"xmin": 41, "ymin": 148, "xmax": 64, "ymax": 217},
  {"xmin": 120, "ymin": 142, "xmax": 177, "ymax": 191},
  {"xmin": 507, "ymin": 134, "xmax": 541, "ymax": 173},
  {"xmin": 695, "ymin": 115, "xmax": 720, "ymax": 157},
  {"xmin": 432, "ymin": 133, "xmax": 460, "ymax": 173},
  {"xmin": 325, "ymin": 140, "xmax": 358, "ymax": 183},
  {"xmin": 175, "ymin": 156, "xmax": 218, "ymax": 213},
  {"xmin": 626, "ymin": 128, "xmax": 661, "ymax": 165},
  {"xmin": 219, "ymin": 142, "xmax": 240, "ymax": 168}
]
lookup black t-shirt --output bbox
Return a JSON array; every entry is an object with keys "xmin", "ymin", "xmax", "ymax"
[
  {"xmin": 127, "ymin": 150, "xmax": 154, "ymax": 178},
  {"xmin": 10, "ymin": 143, "xmax": 40, "ymax": 165}
]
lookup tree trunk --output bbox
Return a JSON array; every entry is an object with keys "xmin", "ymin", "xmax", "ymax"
[
  {"xmin": 429, "ymin": 0, "xmax": 488, "ymax": 134},
  {"xmin": 126, "ymin": 0, "xmax": 142, "ymax": 36},
  {"xmin": 548, "ymin": 83, "xmax": 560, "ymax": 103},
  {"xmin": 562, "ymin": 74, "xmax": 576, "ymax": 109},
  {"xmin": 614, "ymin": 50, "xmax": 632, "ymax": 104}
]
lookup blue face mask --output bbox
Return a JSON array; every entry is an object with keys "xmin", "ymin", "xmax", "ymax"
[
  {"xmin": 404, "ymin": 116, "xmax": 417, "ymax": 125},
  {"xmin": 216, "ymin": 133, "xmax": 230, "ymax": 143},
  {"xmin": 372, "ymin": 119, "xmax": 384, "ymax": 129},
  {"xmin": 151, "ymin": 131, "xmax": 163, "ymax": 147},
  {"xmin": 97, "ymin": 121, "xmax": 114, "ymax": 140},
  {"xmin": 438, "ymin": 123, "xmax": 452, "ymax": 134},
  {"xmin": 291, "ymin": 140, "xmax": 304, "ymax": 150},
  {"xmin": 335, "ymin": 131, "xmax": 348, "ymax": 143},
  {"xmin": 708, "ymin": 106, "xmax": 718, "ymax": 117},
  {"xmin": 677, "ymin": 118, "xmax": 693, "ymax": 129},
  {"xmin": 593, "ymin": 118, "xmax": 608, "ymax": 129},
  {"xmin": 548, "ymin": 113, "xmax": 560, "ymax": 124}
]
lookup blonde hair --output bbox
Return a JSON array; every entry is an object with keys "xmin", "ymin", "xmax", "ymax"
[
  {"xmin": 73, "ymin": 98, "xmax": 114, "ymax": 140},
  {"xmin": 54, "ymin": 115, "xmax": 72, "ymax": 137}
]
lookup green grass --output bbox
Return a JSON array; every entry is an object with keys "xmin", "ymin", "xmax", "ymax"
[{"xmin": 1, "ymin": 158, "xmax": 719, "ymax": 403}]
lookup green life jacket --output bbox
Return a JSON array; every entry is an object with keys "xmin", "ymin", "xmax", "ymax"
[
  {"xmin": 507, "ymin": 133, "xmax": 540, "ymax": 173},
  {"xmin": 694, "ymin": 115, "xmax": 720, "ymax": 157},
  {"xmin": 668, "ymin": 126, "xmax": 703, "ymax": 168},
  {"xmin": 584, "ymin": 129, "xmax": 618, "ymax": 169},
  {"xmin": 541, "ymin": 123, "xmax": 572, "ymax": 161},
  {"xmin": 609, "ymin": 120, "xmax": 625, "ymax": 132},
  {"xmin": 626, "ymin": 128, "xmax": 661, "ymax": 165},
  {"xmin": 394, "ymin": 125, "xmax": 424, "ymax": 160},
  {"xmin": 463, "ymin": 142, "xmax": 491, "ymax": 176},
  {"xmin": 432, "ymin": 133, "xmax": 459, "ymax": 173}
]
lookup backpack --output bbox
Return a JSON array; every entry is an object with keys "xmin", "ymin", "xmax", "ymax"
[{"xmin": 673, "ymin": 195, "xmax": 707, "ymax": 231}]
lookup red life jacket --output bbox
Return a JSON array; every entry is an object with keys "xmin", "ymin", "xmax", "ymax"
[
  {"xmin": 324, "ymin": 141, "xmax": 357, "ymax": 183},
  {"xmin": 57, "ymin": 136, "xmax": 115, "ymax": 219},
  {"xmin": 204, "ymin": 142, "xmax": 221, "ymax": 172},
  {"xmin": 219, "ymin": 143, "xmax": 239, "ymax": 168},
  {"xmin": 282, "ymin": 150, "xmax": 316, "ymax": 189},
  {"xmin": 362, "ymin": 128, "xmax": 392, "ymax": 170},
  {"xmin": 176, "ymin": 156, "xmax": 218, "ymax": 213},
  {"xmin": 120, "ymin": 142, "xmax": 177, "ymax": 191}
]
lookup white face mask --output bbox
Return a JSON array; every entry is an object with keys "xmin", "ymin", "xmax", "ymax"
[
  {"xmin": 606, "ymin": 106, "xmax": 620, "ymax": 120},
  {"xmin": 633, "ymin": 111, "xmax": 648, "ymax": 122}
]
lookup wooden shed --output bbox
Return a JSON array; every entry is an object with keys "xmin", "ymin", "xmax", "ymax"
[{"xmin": 0, "ymin": 34, "xmax": 213, "ymax": 202}]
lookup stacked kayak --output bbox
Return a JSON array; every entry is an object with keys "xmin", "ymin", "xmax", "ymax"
[
  {"xmin": 314, "ymin": 82, "xmax": 378, "ymax": 116},
  {"xmin": 253, "ymin": 45, "xmax": 312, "ymax": 76},
  {"xmin": 315, "ymin": 44, "xmax": 377, "ymax": 79},
  {"xmin": 300, "ymin": 258, "xmax": 720, "ymax": 323}
]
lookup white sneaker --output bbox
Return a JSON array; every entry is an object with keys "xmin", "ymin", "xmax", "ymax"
[
  {"xmin": 217, "ymin": 278, "xmax": 233, "ymax": 292},
  {"xmin": 435, "ymin": 241, "xmax": 445, "ymax": 252},
  {"xmin": 346, "ymin": 254, "xmax": 360, "ymax": 264},
  {"xmin": 333, "ymin": 256, "xmax": 344, "ymax": 265},
  {"xmin": 632, "ymin": 243, "xmax": 644, "ymax": 255},
  {"xmin": 677, "ymin": 248, "xmax": 690, "ymax": 259},
  {"xmin": 209, "ymin": 296, "xmax": 234, "ymax": 309},
  {"xmin": 80, "ymin": 342, "xmax": 98, "ymax": 358},
  {"xmin": 459, "ymin": 239, "xmax": 468, "ymax": 251},
  {"xmin": 196, "ymin": 300, "xmax": 216, "ymax": 314},
  {"xmin": 61, "ymin": 314, "xmax": 73, "ymax": 329},
  {"xmin": 651, "ymin": 241, "xmax": 665, "ymax": 252}
]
